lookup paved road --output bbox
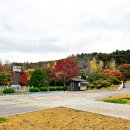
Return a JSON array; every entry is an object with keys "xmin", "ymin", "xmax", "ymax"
[{"xmin": 0, "ymin": 82, "xmax": 130, "ymax": 120}]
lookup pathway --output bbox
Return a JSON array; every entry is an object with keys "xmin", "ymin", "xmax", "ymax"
[{"xmin": 0, "ymin": 82, "xmax": 130, "ymax": 120}]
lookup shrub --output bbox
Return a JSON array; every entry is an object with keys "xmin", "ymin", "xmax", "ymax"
[
  {"xmin": 49, "ymin": 87, "xmax": 57, "ymax": 91},
  {"xmin": 93, "ymin": 79, "xmax": 111, "ymax": 88},
  {"xmin": 96, "ymin": 84, "xmax": 102, "ymax": 89},
  {"xmin": 0, "ymin": 73, "xmax": 10, "ymax": 86},
  {"xmin": 3, "ymin": 88, "xmax": 15, "ymax": 94},
  {"xmin": 29, "ymin": 87, "xmax": 40, "ymax": 92},
  {"xmin": 55, "ymin": 86, "xmax": 64, "ymax": 91},
  {"xmin": 102, "ymin": 79, "xmax": 112, "ymax": 87},
  {"xmin": 88, "ymin": 72, "xmax": 107, "ymax": 82},
  {"xmin": 0, "ymin": 117, "xmax": 7, "ymax": 123},
  {"xmin": 38, "ymin": 86, "xmax": 65, "ymax": 91},
  {"xmin": 40, "ymin": 87, "xmax": 48, "ymax": 92},
  {"xmin": 110, "ymin": 78, "xmax": 121, "ymax": 85},
  {"xmin": 87, "ymin": 83, "xmax": 95, "ymax": 89}
]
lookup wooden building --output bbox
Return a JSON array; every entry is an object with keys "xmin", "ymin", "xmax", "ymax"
[{"xmin": 68, "ymin": 78, "xmax": 88, "ymax": 91}]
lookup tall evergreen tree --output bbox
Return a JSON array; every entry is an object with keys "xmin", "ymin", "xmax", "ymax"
[{"xmin": 30, "ymin": 69, "xmax": 49, "ymax": 87}]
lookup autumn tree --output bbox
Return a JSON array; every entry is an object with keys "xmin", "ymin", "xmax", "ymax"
[
  {"xmin": 119, "ymin": 64, "xmax": 130, "ymax": 73},
  {"xmin": 0, "ymin": 73, "xmax": 11, "ymax": 86},
  {"xmin": 25, "ymin": 69, "xmax": 35, "ymax": 81},
  {"xmin": 119, "ymin": 64, "xmax": 130, "ymax": 80},
  {"xmin": 2, "ymin": 60, "xmax": 11, "ymax": 73},
  {"xmin": 0, "ymin": 65, "xmax": 3, "ymax": 73},
  {"xmin": 19, "ymin": 71, "xmax": 28, "ymax": 86},
  {"xmin": 97, "ymin": 60, "xmax": 104, "ymax": 71},
  {"xmin": 108, "ymin": 58, "xmax": 116, "ymax": 70},
  {"xmin": 102, "ymin": 69, "xmax": 122, "ymax": 79},
  {"xmin": 53, "ymin": 59, "xmax": 79, "ymax": 86},
  {"xmin": 47, "ymin": 61, "xmax": 57, "ymax": 69},
  {"xmin": 44, "ymin": 67, "xmax": 60, "ymax": 85},
  {"xmin": 0, "ymin": 60, "xmax": 3, "ymax": 73},
  {"xmin": 89, "ymin": 58, "xmax": 98, "ymax": 74},
  {"xmin": 67, "ymin": 54, "xmax": 78, "ymax": 63}
]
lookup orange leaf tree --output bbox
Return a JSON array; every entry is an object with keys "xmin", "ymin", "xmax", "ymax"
[{"xmin": 102, "ymin": 69, "xmax": 122, "ymax": 79}]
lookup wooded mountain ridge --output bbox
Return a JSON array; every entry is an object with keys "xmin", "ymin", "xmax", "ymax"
[{"xmin": 13, "ymin": 49, "xmax": 130, "ymax": 76}]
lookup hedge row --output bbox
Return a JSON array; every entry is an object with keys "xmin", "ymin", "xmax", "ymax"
[
  {"xmin": 3, "ymin": 88, "xmax": 15, "ymax": 94},
  {"xmin": 29, "ymin": 86, "xmax": 65, "ymax": 92},
  {"xmin": 2, "ymin": 86, "xmax": 65, "ymax": 94}
]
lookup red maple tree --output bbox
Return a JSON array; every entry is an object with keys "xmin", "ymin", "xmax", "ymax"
[
  {"xmin": 53, "ymin": 59, "xmax": 79, "ymax": 86},
  {"xmin": 19, "ymin": 71, "xmax": 28, "ymax": 86}
]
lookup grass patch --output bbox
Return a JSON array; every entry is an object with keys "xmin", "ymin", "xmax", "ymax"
[
  {"xmin": 104, "ymin": 99, "xmax": 128, "ymax": 104},
  {"xmin": 0, "ymin": 117, "xmax": 7, "ymax": 123},
  {"xmin": 102, "ymin": 93, "xmax": 130, "ymax": 105},
  {"xmin": 122, "ymin": 97, "xmax": 130, "ymax": 100}
]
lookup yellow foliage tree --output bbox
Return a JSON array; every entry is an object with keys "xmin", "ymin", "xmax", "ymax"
[
  {"xmin": 98, "ymin": 60, "xmax": 104, "ymax": 71},
  {"xmin": 25, "ymin": 69, "xmax": 35, "ymax": 81},
  {"xmin": 89, "ymin": 58, "xmax": 98, "ymax": 74},
  {"xmin": 47, "ymin": 63, "xmax": 50, "ymax": 68},
  {"xmin": 47, "ymin": 61, "xmax": 57, "ymax": 68},
  {"xmin": 109, "ymin": 58, "xmax": 116, "ymax": 70}
]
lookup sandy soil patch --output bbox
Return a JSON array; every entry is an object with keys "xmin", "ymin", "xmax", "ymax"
[{"xmin": 0, "ymin": 107, "xmax": 130, "ymax": 130}]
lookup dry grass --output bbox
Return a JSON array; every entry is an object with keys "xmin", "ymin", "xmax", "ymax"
[
  {"xmin": 103, "ymin": 93, "xmax": 130, "ymax": 100},
  {"xmin": 102, "ymin": 93, "xmax": 130, "ymax": 104},
  {"xmin": 0, "ymin": 107, "xmax": 130, "ymax": 130}
]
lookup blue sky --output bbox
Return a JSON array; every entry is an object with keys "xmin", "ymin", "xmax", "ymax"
[{"xmin": 0, "ymin": 0, "xmax": 130, "ymax": 63}]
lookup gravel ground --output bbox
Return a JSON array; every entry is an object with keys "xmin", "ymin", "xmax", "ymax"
[{"xmin": 0, "ymin": 82, "xmax": 130, "ymax": 120}]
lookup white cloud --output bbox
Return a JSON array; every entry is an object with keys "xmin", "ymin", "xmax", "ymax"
[{"xmin": 0, "ymin": 0, "xmax": 130, "ymax": 62}]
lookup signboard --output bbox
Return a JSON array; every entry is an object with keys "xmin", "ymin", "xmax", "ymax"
[{"xmin": 13, "ymin": 66, "xmax": 22, "ymax": 72}]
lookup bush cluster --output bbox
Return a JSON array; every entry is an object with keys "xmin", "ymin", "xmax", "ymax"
[
  {"xmin": 110, "ymin": 78, "xmax": 121, "ymax": 85},
  {"xmin": 87, "ymin": 71, "xmax": 121, "ymax": 89},
  {"xmin": 29, "ymin": 88, "xmax": 40, "ymax": 92},
  {"xmin": 40, "ymin": 87, "xmax": 48, "ymax": 92},
  {"xmin": 29, "ymin": 86, "xmax": 64, "ymax": 92},
  {"xmin": 3, "ymin": 88, "xmax": 15, "ymax": 94},
  {"xmin": 88, "ymin": 72, "xmax": 107, "ymax": 82},
  {"xmin": 48, "ymin": 86, "xmax": 64, "ymax": 91},
  {"xmin": 87, "ymin": 79, "xmax": 111, "ymax": 89}
]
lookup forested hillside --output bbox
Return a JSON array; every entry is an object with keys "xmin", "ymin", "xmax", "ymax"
[
  {"xmin": 76, "ymin": 49, "xmax": 130, "ymax": 76},
  {"xmin": 11, "ymin": 49, "xmax": 130, "ymax": 77},
  {"xmin": 0, "ymin": 49, "xmax": 130, "ymax": 86}
]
